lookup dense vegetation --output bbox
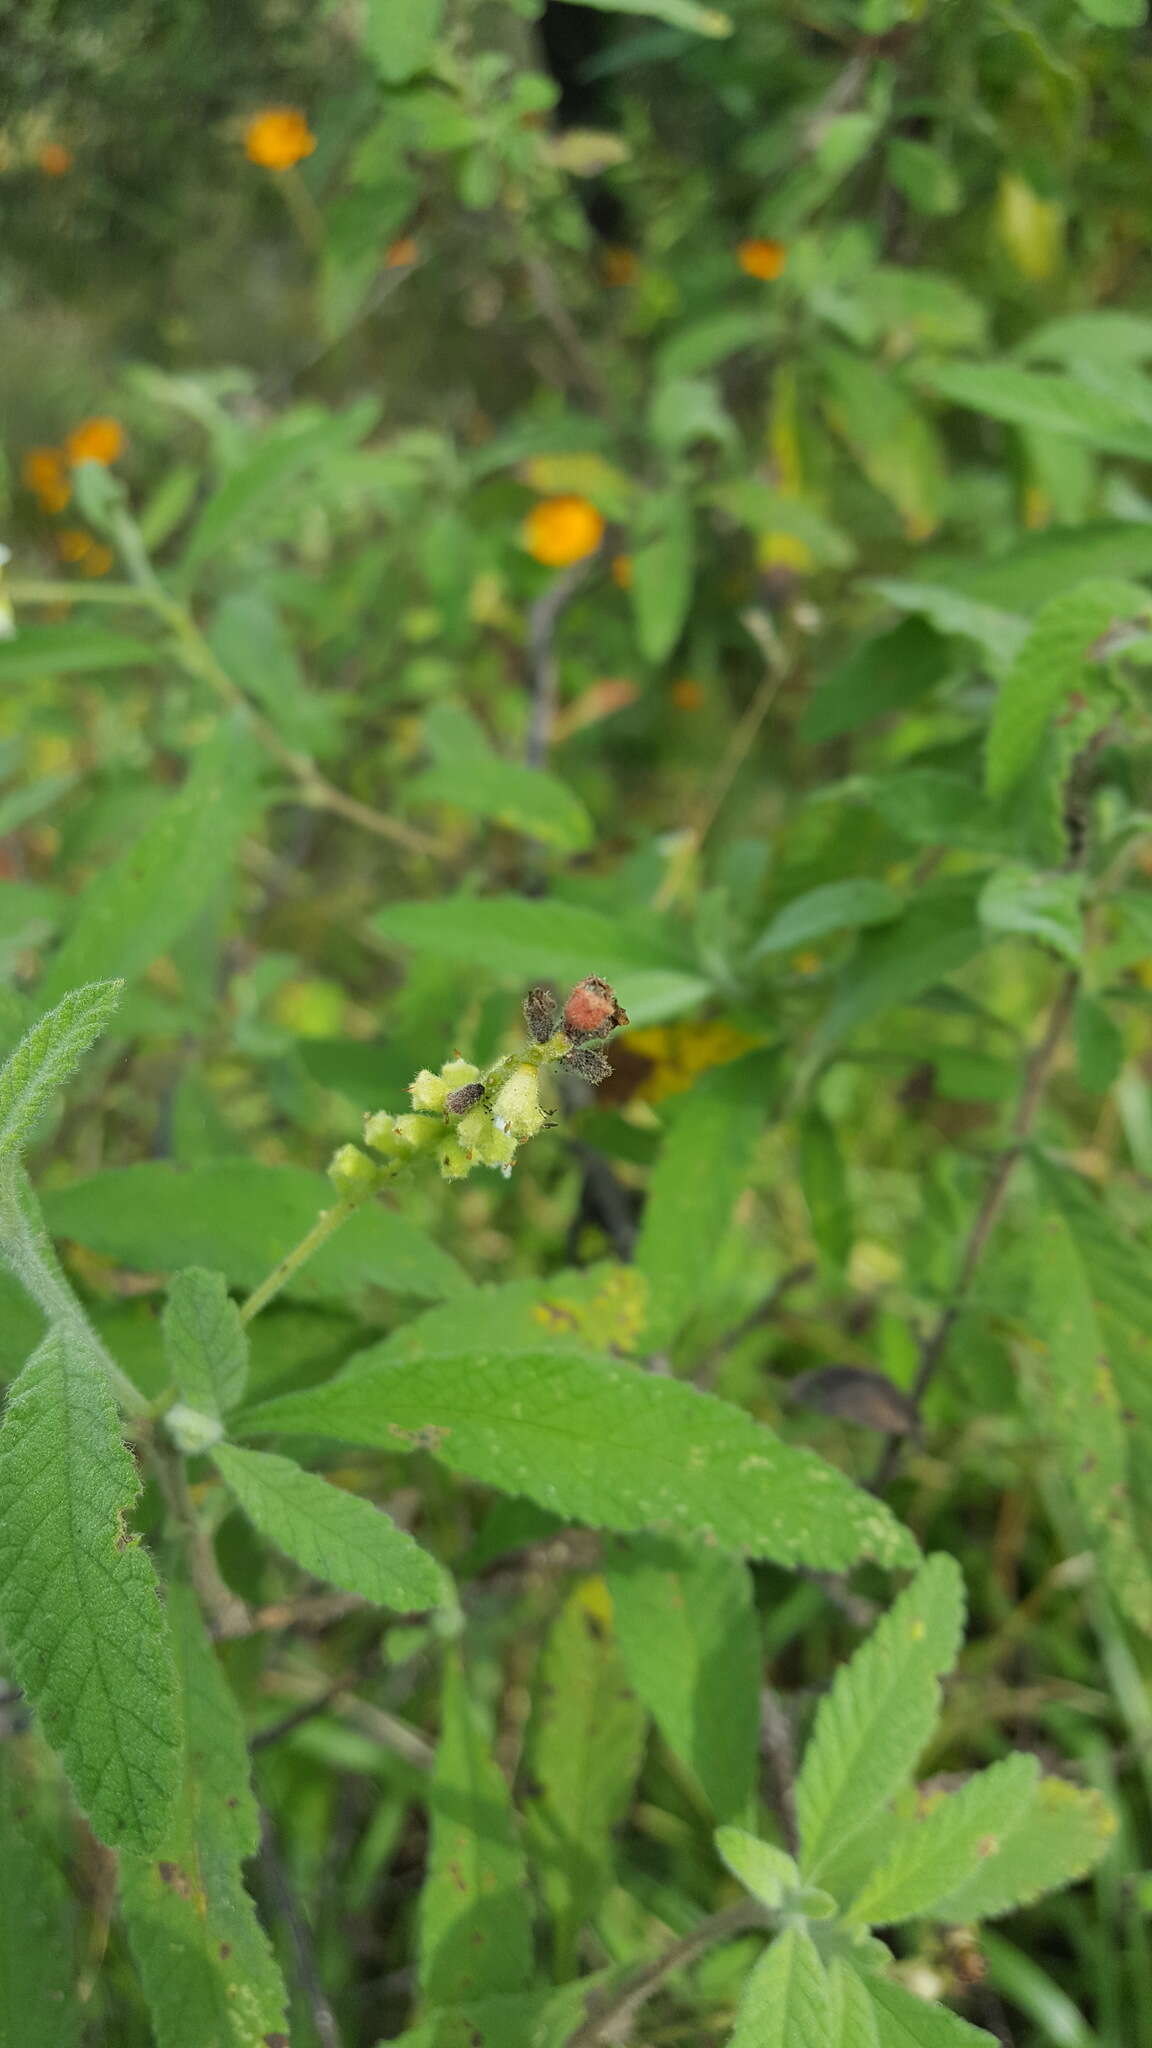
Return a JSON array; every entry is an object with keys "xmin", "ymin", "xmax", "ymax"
[{"xmin": 3, "ymin": 1, "xmax": 1152, "ymax": 2042}]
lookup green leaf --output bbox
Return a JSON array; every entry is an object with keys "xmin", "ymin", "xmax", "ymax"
[
  {"xmin": 795, "ymin": 1555, "xmax": 965, "ymax": 1882},
  {"xmin": 978, "ymin": 866, "xmax": 1085, "ymax": 964},
  {"xmin": 846, "ymin": 1754, "xmax": 1040, "ymax": 1926},
  {"xmin": 801, "ymin": 621, "xmax": 950, "ymax": 744},
  {"xmin": 363, "ymin": 0, "xmax": 445, "ymax": 81},
  {"xmin": 1036, "ymin": 1158, "xmax": 1152, "ymax": 1334},
  {"xmin": 43, "ymin": 1161, "xmax": 469, "ymax": 1308},
  {"xmin": 868, "ymin": 580, "xmax": 1028, "ymax": 670},
  {"xmin": 526, "ymin": 1582, "xmax": 646, "ymax": 1973},
  {"xmin": 1023, "ymin": 1212, "xmax": 1152, "ymax": 1633},
  {"xmin": 213, "ymin": 1442, "xmax": 448, "ymax": 1611},
  {"xmin": 240, "ymin": 1344, "xmax": 917, "ymax": 1572},
  {"xmin": 1020, "ymin": 312, "xmax": 1152, "ymax": 366},
  {"xmin": 866, "ymin": 1975, "xmax": 997, "ymax": 2045},
  {"xmin": 180, "ymin": 410, "xmax": 377, "ymax": 575},
  {"xmin": 0, "ymin": 979, "xmax": 122, "ymax": 1165},
  {"xmin": 119, "ymin": 1579, "xmax": 289, "ymax": 2047},
  {"xmin": 1074, "ymin": 994, "xmax": 1124, "ymax": 1094},
  {"xmin": 926, "ymin": 1776, "xmax": 1115, "ymax": 1923},
  {"xmin": 799, "ymin": 1105, "xmax": 853, "ymax": 1271},
  {"xmin": 729, "ymin": 1927, "xmax": 831, "ymax": 2048},
  {"xmin": 911, "ymin": 523, "xmax": 1152, "ymax": 613},
  {"xmin": 812, "ymin": 882, "xmax": 986, "ymax": 1059},
  {"xmin": 0, "ymin": 1328, "xmax": 181, "ymax": 1849},
  {"xmin": 1075, "ymin": 0, "xmax": 1145, "ymax": 23},
  {"xmin": 607, "ymin": 1537, "xmax": 760, "ymax": 1820},
  {"xmin": 708, "ymin": 479, "xmax": 853, "ymax": 568},
  {"xmin": 374, "ymin": 894, "xmax": 712, "ymax": 1027},
  {"xmin": 862, "ymin": 770, "xmax": 1007, "ymax": 852},
  {"xmin": 820, "ymin": 347, "xmax": 946, "ymax": 537},
  {"xmin": 411, "ymin": 704, "xmax": 592, "ymax": 850},
  {"xmin": 635, "ymin": 1053, "xmax": 779, "ymax": 1352},
  {"xmin": 916, "ymin": 360, "xmax": 1152, "ymax": 458},
  {"xmin": 162, "ymin": 1267, "xmax": 248, "ymax": 1419},
  {"xmin": 0, "ymin": 623, "xmax": 158, "ymax": 680},
  {"xmin": 753, "ymin": 881, "xmax": 902, "ymax": 959},
  {"xmin": 985, "ymin": 578, "xmax": 1150, "ymax": 799},
  {"xmin": 386, "ymin": 1985, "xmax": 597, "ymax": 2048},
  {"xmin": 419, "ymin": 1652, "xmax": 533, "ymax": 2005},
  {"xmin": 629, "ymin": 489, "xmax": 695, "ymax": 663},
  {"xmin": 209, "ymin": 590, "xmax": 342, "ymax": 757},
  {"xmin": 715, "ymin": 1827, "xmax": 800, "ymax": 1909},
  {"xmin": 0, "ymin": 1745, "xmax": 81, "ymax": 2048},
  {"xmin": 828, "ymin": 1959, "xmax": 881, "ymax": 2048},
  {"xmin": 38, "ymin": 724, "xmax": 261, "ymax": 1007},
  {"xmin": 565, "ymin": 0, "xmax": 730, "ymax": 33}
]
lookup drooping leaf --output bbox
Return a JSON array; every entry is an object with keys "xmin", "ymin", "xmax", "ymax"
[
  {"xmin": 0, "ymin": 1328, "xmax": 181, "ymax": 1849},
  {"xmin": 525, "ymin": 1581, "xmax": 647, "ymax": 1973},
  {"xmin": 209, "ymin": 590, "xmax": 343, "ymax": 757},
  {"xmin": 629, "ymin": 488, "xmax": 695, "ymax": 663},
  {"xmin": 373, "ymin": 894, "xmax": 711, "ymax": 1028},
  {"xmin": 795, "ymin": 1555, "xmax": 965, "ymax": 1882},
  {"xmin": 606, "ymin": 1536, "xmax": 760, "ymax": 1820},
  {"xmin": 162, "ymin": 1267, "xmax": 248, "ymax": 1419},
  {"xmin": 916, "ymin": 360, "xmax": 1152, "ymax": 458},
  {"xmin": 0, "ymin": 980, "xmax": 122, "ymax": 1165},
  {"xmin": 868, "ymin": 580, "xmax": 1028, "ymax": 670},
  {"xmin": 985, "ymin": 578, "xmax": 1149, "ymax": 799},
  {"xmin": 925, "ymin": 1775, "xmax": 1116, "ymax": 1923},
  {"xmin": 798, "ymin": 1105, "xmax": 853, "ymax": 1271},
  {"xmin": 241, "ymin": 1344, "xmax": 917, "ymax": 1572},
  {"xmin": 38, "ymin": 725, "xmax": 261, "ymax": 1007},
  {"xmin": 753, "ymin": 880, "xmax": 902, "ymax": 958},
  {"xmin": 846, "ymin": 1754, "xmax": 1040, "ymax": 1926},
  {"xmin": 820, "ymin": 347, "xmax": 946, "ymax": 539},
  {"xmin": 119, "ymin": 1579, "xmax": 289, "ymax": 2047},
  {"xmin": 44, "ymin": 1161, "xmax": 469, "ymax": 1308},
  {"xmin": 866, "ymin": 1975, "xmax": 997, "ymax": 2046},
  {"xmin": 978, "ymin": 866, "xmax": 1085, "ymax": 964},
  {"xmin": 1023, "ymin": 1212, "xmax": 1152, "ymax": 1633},
  {"xmin": 728, "ymin": 1926, "xmax": 831, "ymax": 2048},
  {"xmin": 635, "ymin": 1053, "xmax": 779, "ymax": 1352},
  {"xmin": 0, "ymin": 1744, "xmax": 81, "ymax": 2048},
  {"xmin": 418, "ymin": 1653, "xmax": 534, "ymax": 2007},
  {"xmin": 213, "ymin": 1442, "xmax": 448, "ymax": 1611}
]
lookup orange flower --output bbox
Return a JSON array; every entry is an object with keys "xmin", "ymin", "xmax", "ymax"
[
  {"xmin": 610, "ymin": 553, "xmax": 633, "ymax": 589},
  {"xmin": 38, "ymin": 143, "xmax": 73, "ymax": 177},
  {"xmin": 55, "ymin": 529, "xmax": 114, "ymax": 576},
  {"xmin": 601, "ymin": 245, "xmax": 638, "ymax": 287},
  {"xmin": 386, "ymin": 235, "xmax": 419, "ymax": 268},
  {"xmin": 21, "ymin": 446, "xmax": 71, "ymax": 513},
  {"xmin": 671, "ymin": 678, "xmax": 705, "ymax": 711},
  {"xmin": 522, "ymin": 495, "xmax": 605, "ymax": 569},
  {"xmin": 738, "ymin": 237, "xmax": 787, "ymax": 281},
  {"xmin": 244, "ymin": 107, "xmax": 317, "ymax": 170},
  {"xmin": 66, "ymin": 416, "xmax": 124, "ymax": 466}
]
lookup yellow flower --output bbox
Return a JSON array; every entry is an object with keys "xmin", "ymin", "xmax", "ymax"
[
  {"xmin": 244, "ymin": 107, "xmax": 316, "ymax": 171},
  {"xmin": 522, "ymin": 494, "xmax": 605, "ymax": 568},
  {"xmin": 38, "ymin": 143, "xmax": 73, "ymax": 177},
  {"xmin": 21, "ymin": 446, "xmax": 71, "ymax": 513},
  {"xmin": 65, "ymin": 416, "xmax": 124, "ymax": 467},
  {"xmin": 738, "ymin": 237, "xmax": 787, "ymax": 281},
  {"xmin": 54, "ymin": 527, "xmax": 113, "ymax": 576}
]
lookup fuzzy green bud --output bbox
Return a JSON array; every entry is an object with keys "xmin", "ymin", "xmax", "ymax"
[
  {"xmin": 165, "ymin": 1403, "xmax": 225, "ymax": 1455},
  {"xmin": 438, "ymin": 1133, "xmax": 474, "ymax": 1181},
  {"xmin": 439, "ymin": 1057, "xmax": 480, "ymax": 1091},
  {"xmin": 363, "ymin": 1110, "xmax": 406, "ymax": 1157},
  {"xmin": 457, "ymin": 1105, "xmax": 517, "ymax": 1171},
  {"xmin": 394, "ymin": 1112, "xmax": 440, "ymax": 1153},
  {"xmin": 409, "ymin": 1068, "xmax": 448, "ymax": 1112},
  {"xmin": 491, "ymin": 1062, "xmax": 547, "ymax": 1143},
  {"xmin": 328, "ymin": 1143, "xmax": 381, "ymax": 1199}
]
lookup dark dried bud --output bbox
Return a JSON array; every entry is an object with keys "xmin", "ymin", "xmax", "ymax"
[
  {"xmin": 563, "ymin": 1044, "xmax": 612, "ymax": 1086},
  {"xmin": 561, "ymin": 975, "xmax": 628, "ymax": 1044},
  {"xmin": 444, "ymin": 1081, "xmax": 485, "ymax": 1116},
  {"xmin": 523, "ymin": 984, "xmax": 559, "ymax": 1044}
]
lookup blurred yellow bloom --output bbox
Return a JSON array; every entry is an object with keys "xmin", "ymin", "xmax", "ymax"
[
  {"xmin": 626, "ymin": 1020, "xmax": 759, "ymax": 1104},
  {"xmin": 66, "ymin": 416, "xmax": 124, "ymax": 467},
  {"xmin": 55, "ymin": 528, "xmax": 113, "ymax": 576},
  {"xmin": 738, "ymin": 237, "xmax": 787, "ymax": 280},
  {"xmin": 21, "ymin": 446, "xmax": 71, "ymax": 513},
  {"xmin": 38, "ymin": 143, "xmax": 73, "ymax": 177},
  {"xmin": 244, "ymin": 107, "xmax": 316, "ymax": 170},
  {"xmin": 522, "ymin": 494, "xmax": 605, "ymax": 568}
]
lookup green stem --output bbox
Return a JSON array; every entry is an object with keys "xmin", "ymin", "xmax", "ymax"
[
  {"xmin": 238, "ymin": 1199, "xmax": 357, "ymax": 1326},
  {"xmin": 7, "ymin": 578, "xmax": 154, "ymax": 607},
  {"xmin": 0, "ymin": 1165, "xmax": 150, "ymax": 1416}
]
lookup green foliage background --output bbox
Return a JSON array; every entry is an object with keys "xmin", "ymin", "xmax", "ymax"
[{"xmin": 3, "ymin": 0, "xmax": 1152, "ymax": 2042}]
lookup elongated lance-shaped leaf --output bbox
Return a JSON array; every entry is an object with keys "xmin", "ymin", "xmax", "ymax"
[
  {"xmin": 240, "ymin": 1347, "xmax": 916, "ymax": 1573},
  {"xmin": 0, "ymin": 1328, "xmax": 181, "ymax": 1849},
  {"xmin": 418, "ymin": 1652, "xmax": 534, "ymax": 2007},
  {"xmin": 526, "ymin": 1580, "xmax": 647, "ymax": 1977},
  {"xmin": 827, "ymin": 1959, "xmax": 880, "ymax": 2048},
  {"xmin": 846, "ymin": 1754, "xmax": 1039, "ymax": 1927},
  {"xmin": 607, "ymin": 1536, "xmax": 760, "ymax": 1820},
  {"xmin": 1025, "ymin": 1211, "xmax": 1152, "ymax": 1633},
  {"xmin": 795, "ymin": 1555, "xmax": 964, "ymax": 1884},
  {"xmin": 985, "ymin": 577, "xmax": 1148, "ymax": 799},
  {"xmin": 120, "ymin": 1578, "xmax": 290, "ymax": 2047},
  {"xmin": 926, "ymin": 1775, "xmax": 1115, "ymax": 1924},
  {"xmin": 163, "ymin": 1267, "xmax": 248, "ymax": 1418},
  {"xmin": 0, "ymin": 979, "xmax": 121, "ymax": 1165},
  {"xmin": 213, "ymin": 1442, "xmax": 448, "ymax": 1612},
  {"xmin": 866, "ymin": 1974, "xmax": 997, "ymax": 2045},
  {"xmin": 728, "ymin": 1926, "xmax": 831, "ymax": 2048},
  {"xmin": 0, "ymin": 1743, "xmax": 81, "ymax": 2048}
]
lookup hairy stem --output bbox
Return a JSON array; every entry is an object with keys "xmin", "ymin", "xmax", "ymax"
[
  {"xmin": 563, "ymin": 1900, "xmax": 768, "ymax": 2047},
  {"xmin": 238, "ymin": 1197, "xmax": 358, "ymax": 1326},
  {"xmin": 0, "ymin": 1164, "xmax": 150, "ymax": 1415}
]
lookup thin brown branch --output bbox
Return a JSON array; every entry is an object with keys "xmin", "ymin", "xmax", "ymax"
[
  {"xmin": 563, "ymin": 1900, "xmax": 768, "ymax": 2048},
  {"xmin": 871, "ymin": 968, "xmax": 1079, "ymax": 1490},
  {"xmin": 526, "ymin": 554, "xmax": 599, "ymax": 769}
]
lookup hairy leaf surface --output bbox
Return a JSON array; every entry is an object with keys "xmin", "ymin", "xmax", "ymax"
[
  {"xmin": 729, "ymin": 1926, "xmax": 830, "ymax": 2048},
  {"xmin": 847, "ymin": 1754, "xmax": 1039, "ymax": 1926},
  {"xmin": 0, "ymin": 979, "xmax": 122, "ymax": 1165},
  {"xmin": 163, "ymin": 1267, "xmax": 248, "ymax": 1418}
]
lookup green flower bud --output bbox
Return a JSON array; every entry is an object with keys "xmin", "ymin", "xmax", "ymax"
[
  {"xmin": 491, "ymin": 1062, "xmax": 547, "ymax": 1143},
  {"xmin": 165, "ymin": 1402, "xmax": 225, "ymax": 1454},
  {"xmin": 394, "ymin": 1112, "xmax": 440, "ymax": 1153},
  {"xmin": 328, "ymin": 1143, "xmax": 381, "ymax": 1198},
  {"xmin": 439, "ymin": 1057, "xmax": 480, "ymax": 1091},
  {"xmin": 409, "ymin": 1068, "xmax": 448, "ymax": 1112},
  {"xmin": 438, "ymin": 1133, "xmax": 474, "ymax": 1181},
  {"xmin": 457, "ymin": 1106, "xmax": 516, "ymax": 1171},
  {"xmin": 363, "ymin": 1110, "xmax": 406, "ymax": 1157}
]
